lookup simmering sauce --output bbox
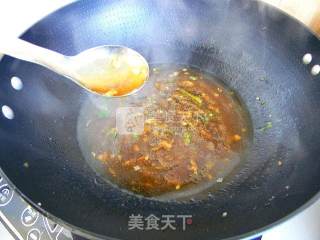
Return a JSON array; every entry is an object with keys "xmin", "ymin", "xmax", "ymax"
[{"xmin": 77, "ymin": 66, "xmax": 252, "ymax": 200}]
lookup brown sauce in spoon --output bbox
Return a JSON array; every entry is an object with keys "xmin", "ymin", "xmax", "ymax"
[{"xmin": 76, "ymin": 49, "xmax": 149, "ymax": 96}]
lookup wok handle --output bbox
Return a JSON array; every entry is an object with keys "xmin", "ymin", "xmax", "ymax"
[{"xmin": 0, "ymin": 38, "xmax": 72, "ymax": 77}]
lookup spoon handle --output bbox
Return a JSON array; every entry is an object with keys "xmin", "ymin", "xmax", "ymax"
[{"xmin": 0, "ymin": 38, "xmax": 72, "ymax": 77}]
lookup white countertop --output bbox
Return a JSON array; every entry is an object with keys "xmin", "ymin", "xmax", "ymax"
[{"xmin": 0, "ymin": 1, "xmax": 319, "ymax": 240}]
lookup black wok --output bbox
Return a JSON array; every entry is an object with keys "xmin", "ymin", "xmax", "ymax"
[{"xmin": 0, "ymin": 0, "xmax": 320, "ymax": 239}]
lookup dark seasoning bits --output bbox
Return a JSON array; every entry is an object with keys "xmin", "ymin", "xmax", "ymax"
[{"xmin": 87, "ymin": 66, "xmax": 252, "ymax": 198}]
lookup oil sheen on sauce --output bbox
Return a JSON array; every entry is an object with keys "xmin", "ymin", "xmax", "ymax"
[
  {"xmin": 76, "ymin": 49, "xmax": 148, "ymax": 96},
  {"xmin": 77, "ymin": 65, "xmax": 252, "ymax": 200}
]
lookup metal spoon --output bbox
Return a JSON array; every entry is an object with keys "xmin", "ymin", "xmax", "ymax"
[{"xmin": 0, "ymin": 38, "xmax": 149, "ymax": 97}]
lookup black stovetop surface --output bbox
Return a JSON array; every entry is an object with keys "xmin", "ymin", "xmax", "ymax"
[{"xmin": 0, "ymin": 172, "xmax": 75, "ymax": 240}]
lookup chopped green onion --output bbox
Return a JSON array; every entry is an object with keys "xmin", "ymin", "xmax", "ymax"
[
  {"xmin": 260, "ymin": 101, "xmax": 266, "ymax": 106},
  {"xmin": 178, "ymin": 89, "xmax": 202, "ymax": 106},
  {"xmin": 197, "ymin": 111, "xmax": 217, "ymax": 124},
  {"xmin": 98, "ymin": 109, "xmax": 109, "ymax": 118},
  {"xmin": 108, "ymin": 128, "xmax": 118, "ymax": 139},
  {"xmin": 132, "ymin": 133, "xmax": 140, "ymax": 141},
  {"xmin": 183, "ymin": 131, "xmax": 192, "ymax": 145},
  {"xmin": 198, "ymin": 113, "xmax": 209, "ymax": 124},
  {"xmin": 259, "ymin": 122, "xmax": 273, "ymax": 132}
]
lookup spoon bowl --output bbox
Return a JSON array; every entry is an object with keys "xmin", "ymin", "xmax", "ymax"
[{"xmin": 71, "ymin": 45, "xmax": 149, "ymax": 96}]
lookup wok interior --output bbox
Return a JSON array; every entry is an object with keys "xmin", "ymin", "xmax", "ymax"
[{"xmin": 0, "ymin": 0, "xmax": 320, "ymax": 239}]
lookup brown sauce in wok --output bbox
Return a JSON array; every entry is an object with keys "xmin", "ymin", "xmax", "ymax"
[{"xmin": 77, "ymin": 66, "xmax": 252, "ymax": 199}]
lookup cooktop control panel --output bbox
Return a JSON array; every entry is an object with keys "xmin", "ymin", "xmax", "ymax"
[{"xmin": 0, "ymin": 172, "xmax": 73, "ymax": 240}]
